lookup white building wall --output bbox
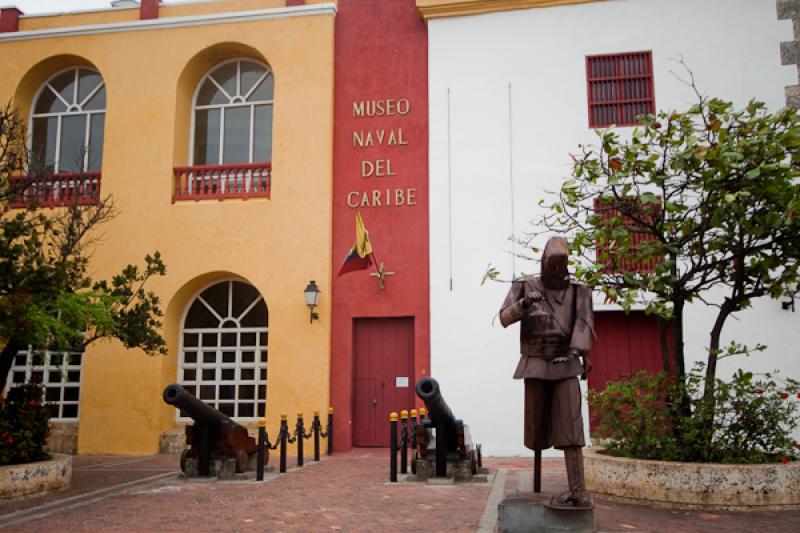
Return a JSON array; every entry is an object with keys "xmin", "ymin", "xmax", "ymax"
[{"xmin": 427, "ymin": 0, "xmax": 798, "ymax": 456}]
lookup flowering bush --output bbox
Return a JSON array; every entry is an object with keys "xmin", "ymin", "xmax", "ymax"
[
  {"xmin": 0, "ymin": 381, "xmax": 51, "ymax": 465},
  {"xmin": 589, "ymin": 367, "xmax": 800, "ymax": 464}
]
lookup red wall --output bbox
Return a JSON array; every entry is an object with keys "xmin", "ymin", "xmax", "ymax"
[{"xmin": 331, "ymin": 0, "xmax": 429, "ymax": 451}]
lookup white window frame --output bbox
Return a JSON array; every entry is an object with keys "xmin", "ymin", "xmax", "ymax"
[
  {"xmin": 177, "ymin": 278, "xmax": 268, "ymax": 423},
  {"xmin": 189, "ymin": 58, "xmax": 274, "ymax": 167},
  {"xmin": 29, "ymin": 66, "xmax": 106, "ymax": 173},
  {"xmin": 6, "ymin": 349, "xmax": 83, "ymax": 422}
]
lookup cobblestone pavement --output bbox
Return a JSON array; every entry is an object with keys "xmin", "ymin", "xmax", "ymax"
[{"xmin": 1, "ymin": 451, "xmax": 798, "ymax": 532}]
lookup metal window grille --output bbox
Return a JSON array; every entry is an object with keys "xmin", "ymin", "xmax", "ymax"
[
  {"xmin": 178, "ymin": 280, "xmax": 268, "ymax": 421},
  {"xmin": 6, "ymin": 350, "xmax": 83, "ymax": 420},
  {"xmin": 586, "ymin": 51, "xmax": 655, "ymax": 128}
]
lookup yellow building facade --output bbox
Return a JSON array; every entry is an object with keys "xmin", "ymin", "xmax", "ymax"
[{"xmin": 0, "ymin": 0, "xmax": 336, "ymax": 454}]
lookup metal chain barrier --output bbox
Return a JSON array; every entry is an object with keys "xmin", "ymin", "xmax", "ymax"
[
  {"xmin": 254, "ymin": 407, "xmax": 333, "ymax": 480},
  {"xmin": 390, "ymin": 406, "xmax": 427, "ymax": 482}
]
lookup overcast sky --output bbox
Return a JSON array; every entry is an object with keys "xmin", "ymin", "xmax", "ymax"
[{"xmin": 12, "ymin": 1, "xmax": 193, "ymax": 15}]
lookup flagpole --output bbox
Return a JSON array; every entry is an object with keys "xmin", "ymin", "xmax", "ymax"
[
  {"xmin": 357, "ymin": 210, "xmax": 382, "ymax": 275},
  {"xmin": 370, "ymin": 250, "xmax": 381, "ymax": 274}
]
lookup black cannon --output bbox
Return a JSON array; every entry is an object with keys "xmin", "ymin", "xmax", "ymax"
[
  {"xmin": 414, "ymin": 377, "xmax": 477, "ymax": 479},
  {"xmin": 163, "ymin": 384, "xmax": 260, "ymax": 477}
]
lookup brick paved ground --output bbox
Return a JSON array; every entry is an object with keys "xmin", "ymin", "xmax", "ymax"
[{"xmin": 1, "ymin": 451, "xmax": 799, "ymax": 532}]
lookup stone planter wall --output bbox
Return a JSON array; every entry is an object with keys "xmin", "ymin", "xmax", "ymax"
[
  {"xmin": 0, "ymin": 454, "xmax": 72, "ymax": 499},
  {"xmin": 585, "ymin": 448, "xmax": 800, "ymax": 510}
]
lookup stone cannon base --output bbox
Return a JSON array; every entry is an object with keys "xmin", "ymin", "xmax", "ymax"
[
  {"xmin": 182, "ymin": 453, "xmax": 261, "ymax": 480},
  {"xmin": 499, "ymin": 492, "xmax": 596, "ymax": 533},
  {"xmin": 413, "ymin": 457, "xmax": 473, "ymax": 482}
]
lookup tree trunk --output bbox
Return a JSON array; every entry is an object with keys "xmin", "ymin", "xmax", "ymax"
[
  {"xmin": 701, "ymin": 301, "xmax": 735, "ymax": 444},
  {"xmin": 670, "ymin": 298, "xmax": 694, "ymax": 424},
  {"xmin": 0, "ymin": 338, "xmax": 24, "ymax": 395},
  {"xmin": 657, "ymin": 316, "xmax": 672, "ymax": 374},
  {"xmin": 672, "ymin": 299, "xmax": 686, "ymax": 380}
]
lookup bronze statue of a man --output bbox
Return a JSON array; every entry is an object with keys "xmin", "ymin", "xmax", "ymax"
[{"xmin": 499, "ymin": 236, "xmax": 594, "ymax": 508}]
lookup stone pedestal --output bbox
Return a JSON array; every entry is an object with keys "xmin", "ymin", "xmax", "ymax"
[
  {"xmin": 413, "ymin": 456, "xmax": 475, "ymax": 482},
  {"xmin": 498, "ymin": 492, "xmax": 596, "ymax": 533},
  {"xmin": 182, "ymin": 457, "xmax": 237, "ymax": 480}
]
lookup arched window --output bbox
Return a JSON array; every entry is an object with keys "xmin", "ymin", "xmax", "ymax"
[
  {"xmin": 192, "ymin": 59, "xmax": 273, "ymax": 166},
  {"xmin": 31, "ymin": 67, "xmax": 106, "ymax": 173},
  {"xmin": 179, "ymin": 280, "xmax": 268, "ymax": 420},
  {"xmin": 174, "ymin": 59, "xmax": 273, "ymax": 200}
]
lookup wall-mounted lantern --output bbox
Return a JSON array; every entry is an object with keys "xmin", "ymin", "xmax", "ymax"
[
  {"xmin": 304, "ymin": 280, "xmax": 321, "ymax": 323},
  {"xmin": 782, "ymin": 286, "xmax": 796, "ymax": 313}
]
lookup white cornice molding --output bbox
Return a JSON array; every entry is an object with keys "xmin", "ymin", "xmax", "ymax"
[
  {"xmin": 0, "ymin": 2, "xmax": 337, "ymax": 42},
  {"xmin": 416, "ymin": 0, "xmax": 602, "ymax": 20}
]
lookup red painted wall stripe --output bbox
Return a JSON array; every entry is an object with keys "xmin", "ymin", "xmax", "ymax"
[{"xmin": 331, "ymin": 0, "xmax": 429, "ymax": 451}]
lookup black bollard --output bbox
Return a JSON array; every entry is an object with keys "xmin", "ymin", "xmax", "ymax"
[
  {"xmin": 256, "ymin": 418, "xmax": 266, "ymax": 481},
  {"xmin": 279, "ymin": 413, "xmax": 288, "ymax": 474},
  {"xmin": 400, "ymin": 410, "xmax": 408, "ymax": 475},
  {"xmin": 389, "ymin": 412, "xmax": 398, "ymax": 482},
  {"xmin": 327, "ymin": 407, "xmax": 334, "ymax": 456},
  {"xmin": 313, "ymin": 410, "xmax": 321, "ymax": 461},
  {"xmin": 477, "ymin": 443, "xmax": 483, "ymax": 468},
  {"xmin": 296, "ymin": 412, "xmax": 304, "ymax": 467}
]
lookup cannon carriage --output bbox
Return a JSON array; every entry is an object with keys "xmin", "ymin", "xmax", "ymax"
[
  {"xmin": 413, "ymin": 377, "xmax": 480, "ymax": 481},
  {"xmin": 163, "ymin": 384, "xmax": 264, "ymax": 478}
]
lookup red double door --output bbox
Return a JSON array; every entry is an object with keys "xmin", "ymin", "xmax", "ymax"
[
  {"xmin": 588, "ymin": 311, "xmax": 665, "ymax": 431},
  {"xmin": 353, "ymin": 318, "xmax": 415, "ymax": 447}
]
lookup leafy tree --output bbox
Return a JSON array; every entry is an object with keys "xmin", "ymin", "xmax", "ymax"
[
  {"xmin": 525, "ymin": 74, "xmax": 800, "ymax": 440},
  {"xmin": 0, "ymin": 103, "xmax": 167, "ymax": 393}
]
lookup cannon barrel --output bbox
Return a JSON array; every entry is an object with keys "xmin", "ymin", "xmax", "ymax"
[
  {"xmin": 163, "ymin": 383, "xmax": 232, "ymax": 427},
  {"xmin": 415, "ymin": 377, "xmax": 456, "ymax": 428}
]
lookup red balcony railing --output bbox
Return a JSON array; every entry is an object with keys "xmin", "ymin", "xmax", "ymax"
[
  {"xmin": 172, "ymin": 162, "xmax": 271, "ymax": 202},
  {"xmin": 7, "ymin": 172, "xmax": 101, "ymax": 208}
]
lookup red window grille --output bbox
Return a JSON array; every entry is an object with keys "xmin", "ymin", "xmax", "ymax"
[
  {"xmin": 586, "ymin": 51, "xmax": 655, "ymax": 128},
  {"xmin": 594, "ymin": 196, "xmax": 662, "ymax": 274}
]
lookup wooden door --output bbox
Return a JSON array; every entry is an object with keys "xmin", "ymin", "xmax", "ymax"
[
  {"xmin": 353, "ymin": 317, "xmax": 414, "ymax": 447},
  {"xmin": 588, "ymin": 311, "xmax": 665, "ymax": 430}
]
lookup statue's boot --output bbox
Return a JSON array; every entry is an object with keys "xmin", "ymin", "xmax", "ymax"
[{"xmin": 551, "ymin": 447, "xmax": 593, "ymax": 508}]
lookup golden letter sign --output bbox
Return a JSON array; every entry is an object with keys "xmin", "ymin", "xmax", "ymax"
[{"xmin": 346, "ymin": 98, "xmax": 417, "ymax": 209}]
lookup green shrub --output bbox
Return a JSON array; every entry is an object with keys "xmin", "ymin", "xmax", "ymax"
[
  {"xmin": 0, "ymin": 380, "xmax": 51, "ymax": 465},
  {"xmin": 589, "ymin": 367, "xmax": 800, "ymax": 464}
]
